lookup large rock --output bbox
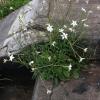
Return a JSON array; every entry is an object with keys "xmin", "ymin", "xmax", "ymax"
[
  {"xmin": 0, "ymin": 10, "xmax": 19, "ymax": 43},
  {"xmin": 0, "ymin": 0, "xmax": 100, "ymax": 57},
  {"xmin": 0, "ymin": 0, "xmax": 49, "ymax": 57}
]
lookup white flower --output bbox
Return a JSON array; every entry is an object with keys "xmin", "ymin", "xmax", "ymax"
[
  {"xmin": 88, "ymin": 10, "xmax": 93, "ymax": 14},
  {"xmin": 9, "ymin": 55, "xmax": 15, "ymax": 61},
  {"xmin": 63, "ymin": 25, "xmax": 67, "ymax": 28},
  {"xmin": 81, "ymin": 18, "xmax": 87, "ymax": 22},
  {"xmin": 81, "ymin": 8, "xmax": 86, "ymax": 13},
  {"xmin": 47, "ymin": 89, "xmax": 52, "ymax": 94},
  {"xmin": 3, "ymin": 59, "xmax": 8, "ymax": 63},
  {"xmin": 69, "ymin": 28, "xmax": 75, "ymax": 32},
  {"xmin": 31, "ymin": 68, "xmax": 36, "ymax": 71},
  {"xmin": 43, "ymin": 0, "xmax": 46, "ymax": 4},
  {"xmin": 97, "ymin": 5, "xmax": 100, "ymax": 10},
  {"xmin": 84, "ymin": 23, "xmax": 89, "ymax": 27},
  {"xmin": 59, "ymin": 28, "xmax": 64, "ymax": 33},
  {"xmin": 48, "ymin": 56, "xmax": 51, "ymax": 61},
  {"xmin": 47, "ymin": 24, "xmax": 53, "ymax": 32},
  {"xmin": 9, "ymin": 6, "xmax": 13, "ymax": 10},
  {"xmin": 61, "ymin": 33, "xmax": 68, "ymax": 40},
  {"xmin": 71, "ymin": 20, "xmax": 77, "ymax": 27},
  {"xmin": 83, "ymin": 48, "xmax": 88, "ymax": 52},
  {"xmin": 36, "ymin": 51, "xmax": 41, "ymax": 54},
  {"xmin": 29, "ymin": 61, "xmax": 34, "ymax": 66},
  {"xmin": 68, "ymin": 64, "xmax": 72, "ymax": 71},
  {"xmin": 79, "ymin": 57, "xmax": 85, "ymax": 62},
  {"xmin": 51, "ymin": 41, "xmax": 56, "ymax": 46}
]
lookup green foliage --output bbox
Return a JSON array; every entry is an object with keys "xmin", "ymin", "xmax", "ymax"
[{"xmin": 0, "ymin": 0, "xmax": 30, "ymax": 19}]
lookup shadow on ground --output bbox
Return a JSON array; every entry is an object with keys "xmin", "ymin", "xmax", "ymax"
[{"xmin": 0, "ymin": 58, "xmax": 35, "ymax": 100}]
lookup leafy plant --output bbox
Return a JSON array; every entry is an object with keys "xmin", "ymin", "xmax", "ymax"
[
  {"xmin": 14, "ymin": 22, "xmax": 91, "ymax": 83},
  {"xmin": 3, "ymin": 0, "xmax": 94, "ymax": 85}
]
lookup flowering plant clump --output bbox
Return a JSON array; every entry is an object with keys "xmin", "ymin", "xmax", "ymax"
[{"xmin": 13, "ymin": 20, "xmax": 91, "ymax": 82}]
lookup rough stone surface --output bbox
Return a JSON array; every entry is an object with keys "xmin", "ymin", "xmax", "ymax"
[
  {"xmin": 0, "ymin": 0, "xmax": 49, "ymax": 57},
  {"xmin": 49, "ymin": 0, "xmax": 100, "ymax": 40},
  {"xmin": 0, "ymin": 10, "xmax": 19, "ymax": 42},
  {"xmin": 32, "ymin": 64, "xmax": 100, "ymax": 100},
  {"xmin": 0, "ymin": 0, "xmax": 100, "ymax": 57},
  {"xmin": 32, "ymin": 78, "xmax": 53, "ymax": 100}
]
